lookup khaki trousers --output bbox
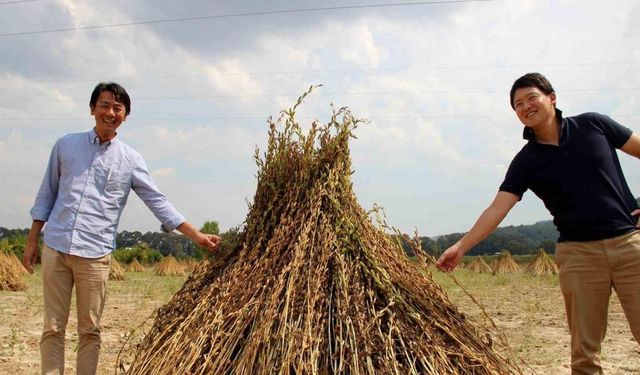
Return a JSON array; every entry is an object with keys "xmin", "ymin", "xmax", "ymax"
[
  {"xmin": 40, "ymin": 244, "xmax": 111, "ymax": 375},
  {"xmin": 556, "ymin": 231, "xmax": 640, "ymax": 375}
]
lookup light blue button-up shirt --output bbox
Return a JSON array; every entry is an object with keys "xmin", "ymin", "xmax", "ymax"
[{"xmin": 30, "ymin": 129, "xmax": 185, "ymax": 258}]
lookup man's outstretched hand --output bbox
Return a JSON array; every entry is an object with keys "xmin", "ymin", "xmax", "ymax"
[
  {"xmin": 196, "ymin": 233, "xmax": 221, "ymax": 252},
  {"xmin": 435, "ymin": 245, "xmax": 464, "ymax": 273}
]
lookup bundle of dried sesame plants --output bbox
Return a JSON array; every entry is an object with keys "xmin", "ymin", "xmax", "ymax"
[{"xmin": 124, "ymin": 87, "xmax": 521, "ymax": 375}]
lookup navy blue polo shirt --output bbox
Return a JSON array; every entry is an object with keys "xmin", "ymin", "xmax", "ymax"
[{"xmin": 499, "ymin": 109, "xmax": 637, "ymax": 242}]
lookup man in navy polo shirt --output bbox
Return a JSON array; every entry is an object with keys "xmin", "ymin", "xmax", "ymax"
[{"xmin": 436, "ymin": 72, "xmax": 640, "ymax": 374}]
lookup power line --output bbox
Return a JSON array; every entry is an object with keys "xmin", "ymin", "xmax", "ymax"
[
  {"xmin": 0, "ymin": 0, "xmax": 38, "ymax": 4},
  {"xmin": 2, "ymin": 114, "xmax": 639, "ymax": 122},
  {"xmin": 22, "ymin": 61, "xmax": 640, "ymax": 84},
  {"xmin": 0, "ymin": 0, "xmax": 491, "ymax": 38},
  {"xmin": 7, "ymin": 87, "xmax": 640, "ymax": 103}
]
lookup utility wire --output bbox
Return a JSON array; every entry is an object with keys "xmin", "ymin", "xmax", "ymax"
[
  {"xmin": 0, "ymin": 0, "xmax": 38, "ymax": 4},
  {"xmin": 0, "ymin": 0, "xmax": 491, "ymax": 37},
  {"xmin": 2, "ymin": 114, "xmax": 639, "ymax": 122},
  {"xmin": 7, "ymin": 87, "xmax": 640, "ymax": 103},
  {"xmin": 23, "ymin": 61, "xmax": 640, "ymax": 84}
]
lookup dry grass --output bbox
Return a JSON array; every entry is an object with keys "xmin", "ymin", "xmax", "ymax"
[
  {"xmin": 526, "ymin": 249, "xmax": 558, "ymax": 277},
  {"xmin": 0, "ymin": 253, "xmax": 26, "ymax": 291},
  {"xmin": 123, "ymin": 89, "xmax": 520, "ymax": 375},
  {"xmin": 2, "ymin": 265, "xmax": 640, "ymax": 374}
]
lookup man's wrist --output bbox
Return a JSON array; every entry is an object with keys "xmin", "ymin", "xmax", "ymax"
[{"xmin": 453, "ymin": 243, "xmax": 467, "ymax": 257}]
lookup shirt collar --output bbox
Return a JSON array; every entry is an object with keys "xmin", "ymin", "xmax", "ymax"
[
  {"xmin": 89, "ymin": 128, "xmax": 117, "ymax": 147},
  {"xmin": 522, "ymin": 108, "xmax": 565, "ymax": 142}
]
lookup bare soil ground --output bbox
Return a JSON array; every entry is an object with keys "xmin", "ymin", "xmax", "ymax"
[{"xmin": 1, "ymin": 266, "xmax": 638, "ymax": 374}]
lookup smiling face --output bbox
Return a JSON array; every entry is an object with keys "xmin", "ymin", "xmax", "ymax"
[
  {"xmin": 90, "ymin": 90, "xmax": 127, "ymax": 142},
  {"xmin": 512, "ymin": 86, "xmax": 556, "ymax": 129}
]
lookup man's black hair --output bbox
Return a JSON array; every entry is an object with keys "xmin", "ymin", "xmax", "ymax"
[
  {"xmin": 509, "ymin": 72, "xmax": 555, "ymax": 110},
  {"xmin": 90, "ymin": 82, "xmax": 131, "ymax": 115}
]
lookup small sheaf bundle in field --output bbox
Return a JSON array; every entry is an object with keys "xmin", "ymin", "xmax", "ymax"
[
  {"xmin": 526, "ymin": 248, "xmax": 558, "ymax": 276},
  {"xmin": 124, "ymin": 89, "xmax": 520, "ymax": 375},
  {"xmin": 181, "ymin": 258, "xmax": 199, "ymax": 273},
  {"xmin": 466, "ymin": 256, "xmax": 493, "ymax": 273},
  {"xmin": 154, "ymin": 255, "xmax": 185, "ymax": 276},
  {"xmin": 109, "ymin": 259, "xmax": 126, "ymax": 281},
  {"xmin": 126, "ymin": 258, "xmax": 145, "ymax": 272},
  {"xmin": 491, "ymin": 251, "xmax": 520, "ymax": 275},
  {"xmin": 7, "ymin": 252, "xmax": 28, "ymax": 274},
  {"xmin": 0, "ymin": 252, "xmax": 26, "ymax": 291}
]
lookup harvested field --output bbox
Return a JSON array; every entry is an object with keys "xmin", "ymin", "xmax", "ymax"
[{"xmin": 1, "ymin": 266, "xmax": 638, "ymax": 374}]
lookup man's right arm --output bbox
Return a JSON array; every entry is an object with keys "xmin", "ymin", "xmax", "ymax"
[
  {"xmin": 25, "ymin": 139, "xmax": 61, "ymax": 273},
  {"xmin": 436, "ymin": 191, "xmax": 519, "ymax": 272}
]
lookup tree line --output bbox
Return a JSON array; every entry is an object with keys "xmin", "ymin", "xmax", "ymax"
[
  {"xmin": 411, "ymin": 220, "xmax": 558, "ymax": 258},
  {"xmin": 1, "ymin": 219, "xmax": 558, "ymax": 261}
]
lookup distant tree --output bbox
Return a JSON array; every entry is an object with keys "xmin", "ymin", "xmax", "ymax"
[
  {"xmin": 201, "ymin": 221, "xmax": 220, "ymax": 236},
  {"xmin": 538, "ymin": 240, "xmax": 556, "ymax": 254}
]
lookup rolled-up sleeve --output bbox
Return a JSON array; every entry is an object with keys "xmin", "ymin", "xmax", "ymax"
[
  {"xmin": 30, "ymin": 140, "xmax": 61, "ymax": 221},
  {"xmin": 130, "ymin": 153, "xmax": 185, "ymax": 232}
]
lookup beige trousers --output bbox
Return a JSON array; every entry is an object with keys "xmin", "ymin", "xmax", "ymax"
[
  {"xmin": 556, "ymin": 230, "xmax": 640, "ymax": 375},
  {"xmin": 40, "ymin": 244, "xmax": 111, "ymax": 375}
]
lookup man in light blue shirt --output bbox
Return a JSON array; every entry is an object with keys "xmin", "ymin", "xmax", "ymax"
[{"xmin": 23, "ymin": 82, "xmax": 221, "ymax": 375}]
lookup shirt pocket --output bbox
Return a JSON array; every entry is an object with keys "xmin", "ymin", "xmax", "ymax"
[{"xmin": 104, "ymin": 169, "xmax": 131, "ymax": 194}]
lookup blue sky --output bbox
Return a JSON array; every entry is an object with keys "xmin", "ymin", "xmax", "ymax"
[{"xmin": 1, "ymin": 0, "xmax": 639, "ymax": 237}]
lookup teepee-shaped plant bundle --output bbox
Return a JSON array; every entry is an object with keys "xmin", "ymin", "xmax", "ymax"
[
  {"xmin": 181, "ymin": 258, "xmax": 199, "ymax": 273},
  {"xmin": 526, "ymin": 248, "xmax": 558, "ymax": 276},
  {"xmin": 126, "ymin": 258, "xmax": 145, "ymax": 272},
  {"xmin": 7, "ymin": 252, "xmax": 28, "ymax": 275},
  {"xmin": 0, "ymin": 252, "xmax": 26, "ymax": 291},
  {"xmin": 491, "ymin": 250, "xmax": 520, "ymax": 275},
  {"xmin": 466, "ymin": 256, "xmax": 493, "ymax": 274},
  {"xmin": 124, "ymin": 89, "xmax": 520, "ymax": 375},
  {"xmin": 154, "ymin": 255, "xmax": 185, "ymax": 277},
  {"xmin": 109, "ymin": 258, "xmax": 126, "ymax": 281}
]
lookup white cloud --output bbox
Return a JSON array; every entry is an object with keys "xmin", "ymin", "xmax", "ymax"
[
  {"xmin": 203, "ymin": 60, "xmax": 263, "ymax": 98},
  {"xmin": 1, "ymin": 0, "xmax": 638, "ymax": 237},
  {"xmin": 151, "ymin": 167, "xmax": 176, "ymax": 177}
]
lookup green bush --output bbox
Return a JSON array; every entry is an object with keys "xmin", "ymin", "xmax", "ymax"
[{"xmin": 113, "ymin": 242, "xmax": 163, "ymax": 265}]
